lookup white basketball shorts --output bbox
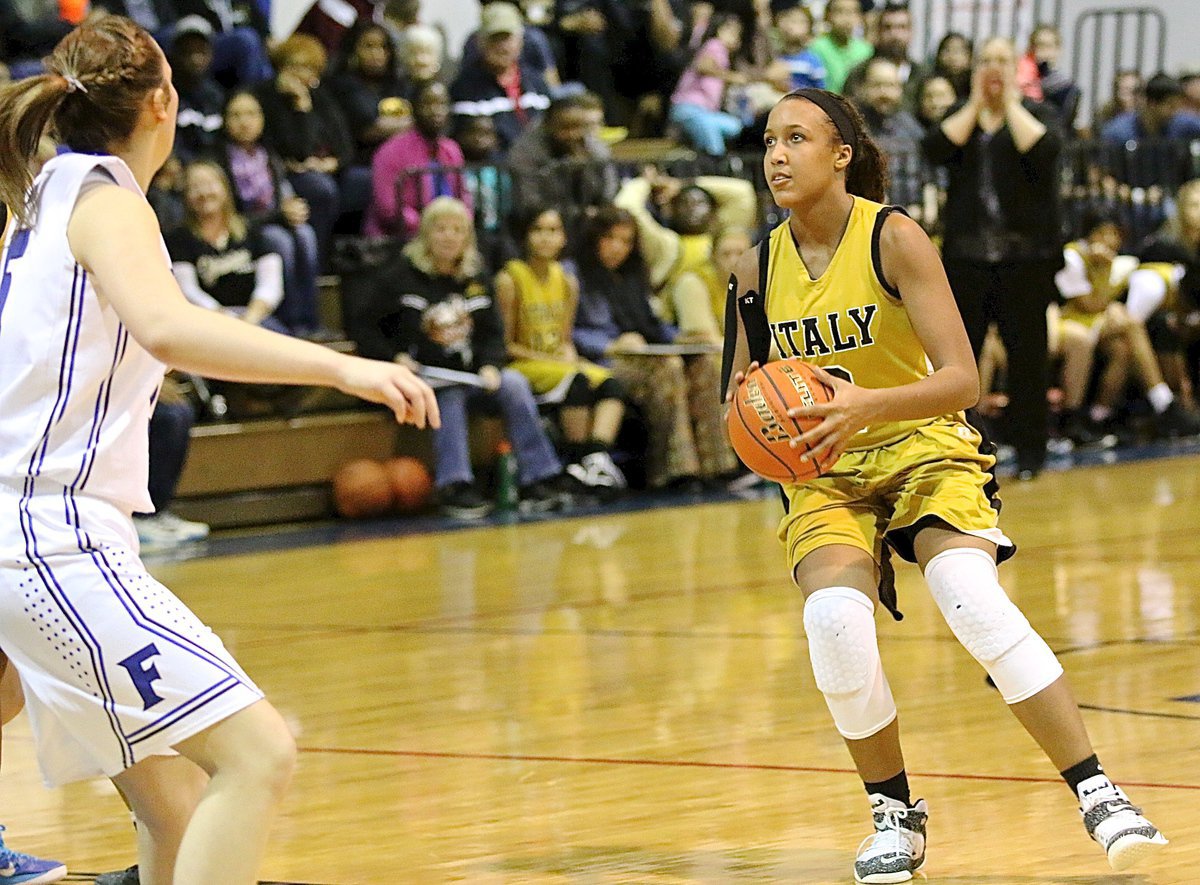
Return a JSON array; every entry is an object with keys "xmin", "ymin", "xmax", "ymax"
[{"xmin": 0, "ymin": 484, "xmax": 263, "ymax": 786}]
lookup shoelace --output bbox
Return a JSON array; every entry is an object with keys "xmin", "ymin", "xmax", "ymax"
[{"xmin": 857, "ymin": 806, "xmax": 914, "ymax": 859}]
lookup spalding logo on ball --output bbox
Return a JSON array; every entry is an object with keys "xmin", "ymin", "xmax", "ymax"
[{"xmin": 727, "ymin": 360, "xmax": 836, "ymax": 483}]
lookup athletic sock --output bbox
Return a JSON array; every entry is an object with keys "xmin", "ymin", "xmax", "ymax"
[
  {"xmin": 1061, "ymin": 753, "xmax": 1105, "ymax": 796},
  {"xmin": 1147, "ymin": 382, "xmax": 1174, "ymax": 414},
  {"xmin": 865, "ymin": 770, "xmax": 912, "ymax": 807}
]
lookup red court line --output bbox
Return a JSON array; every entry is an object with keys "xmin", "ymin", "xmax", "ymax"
[{"xmin": 297, "ymin": 745, "xmax": 1200, "ymax": 792}]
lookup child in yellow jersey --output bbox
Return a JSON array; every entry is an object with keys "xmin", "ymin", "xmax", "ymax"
[
  {"xmin": 1052, "ymin": 210, "xmax": 1199, "ymax": 442},
  {"xmin": 495, "ymin": 206, "xmax": 628, "ymax": 492},
  {"xmin": 723, "ymin": 88, "xmax": 1166, "ymax": 883}
]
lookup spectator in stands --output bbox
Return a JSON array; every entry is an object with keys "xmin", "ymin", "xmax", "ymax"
[
  {"xmin": 915, "ymin": 73, "xmax": 957, "ymax": 131},
  {"xmin": 1130, "ymin": 180, "xmax": 1200, "ymax": 411},
  {"xmin": 1095, "ymin": 69, "xmax": 1143, "ymax": 131},
  {"xmin": 923, "ymin": 36, "xmax": 1065, "ymax": 479},
  {"xmin": 256, "ymin": 34, "xmax": 356, "ymax": 267},
  {"xmin": 808, "ymin": 0, "xmax": 873, "ymax": 94},
  {"xmin": 495, "ymin": 206, "xmax": 628, "ymax": 491},
  {"xmin": 1017, "ymin": 24, "xmax": 1081, "ymax": 132},
  {"xmin": 450, "ymin": 1, "xmax": 551, "ymax": 154},
  {"xmin": 553, "ymin": 0, "xmax": 637, "ymax": 121},
  {"xmin": 133, "ymin": 378, "xmax": 211, "ymax": 550},
  {"xmin": 859, "ymin": 56, "xmax": 925, "ymax": 205},
  {"xmin": 175, "ymin": 0, "xmax": 272, "ymax": 88},
  {"xmin": 329, "ymin": 21, "xmax": 412, "ymax": 165},
  {"xmin": 609, "ymin": 0, "xmax": 697, "ymax": 136},
  {"xmin": 1053, "ymin": 209, "xmax": 1199, "ymax": 442},
  {"xmin": 668, "ymin": 13, "xmax": 747, "ymax": 156},
  {"xmin": 399, "ymin": 23, "xmax": 447, "ymax": 91},
  {"xmin": 771, "ymin": 0, "xmax": 825, "ymax": 91},
  {"xmin": 706, "ymin": 226, "xmax": 752, "ymax": 332},
  {"xmin": 845, "ymin": 1, "xmax": 922, "ymax": 108},
  {"xmin": 365, "ymin": 79, "xmax": 469, "ymax": 239},
  {"xmin": 1180, "ymin": 71, "xmax": 1200, "ymax": 117},
  {"xmin": 169, "ymin": 16, "xmax": 224, "ymax": 162},
  {"xmin": 461, "ymin": 0, "xmax": 560, "ymax": 89},
  {"xmin": 615, "ymin": 168, "xmax": 757, "ymax": 342},
  {"xmin": 1101, "ymin": 72, "xmax": 1200, "ymax": 143},
  {"xmin": 350, "ymin": 197, "xmax": 573, "ymax": 518},
  {"xmin": 0, "ymin": 0, "xmax": 72, "ymax": 71},
  {"xmin": 573, "ymin": 205, "xmax": 737, "ymax": 487},
  {"xmin": 148, "ymin": 153, "xmax": 186, "ymax": 234},
  {"xmin": 168, "ymin": 161, "xmax": 287, "ymax": 332},
  {"xmin": 931, "ymin": 31, "xmax": 972, "ymax": 100},
  {"xmin": 507, "ymin": 91, "xmax": 616, "ymax": 222},
  {"xmin": 456, "ymin": 115, "xmax": 513, "ymax": 267},
  {"xmin": 217, "ymin": 90, "xmax": 324, "ymax": 337},
  {"xmin": 91, "ymin": 0, "xmax": 178, "ymax": 39}
]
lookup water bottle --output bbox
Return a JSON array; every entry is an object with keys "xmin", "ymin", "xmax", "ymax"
[{"xmin": 494, "ymin": 440, "xmax": 519, "ymax": 513}]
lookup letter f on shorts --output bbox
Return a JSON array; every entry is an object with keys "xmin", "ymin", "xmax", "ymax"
[{"xmin": 119, "ymin": 643, "xmax": 165, "ymax": 710}]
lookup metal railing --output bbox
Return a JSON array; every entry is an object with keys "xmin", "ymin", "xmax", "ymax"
[
  {"xmin": 385, "ymin": 136, "xmax": 1199, "ymax": 255},
  {"xmin": 1071, "ymin": 6, "xmax": 1167, "ymax": 128}
]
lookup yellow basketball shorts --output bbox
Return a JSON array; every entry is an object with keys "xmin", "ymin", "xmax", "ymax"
[
  {"xmin": 778, "ymin": 417, "xmax": 1014, "ymax": 576},
  {"xmin": 510, "ymin": 358, "xmax": 612, "ymax": 397}
]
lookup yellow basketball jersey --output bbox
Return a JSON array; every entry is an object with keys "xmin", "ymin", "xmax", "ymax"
[
  {"xmin": 1136, "ymin": 262, "xmax": 1183, "ymax": 311},
  {"xmin": 504, "ymin": 258, "xmax": 571, "ymax": 354},
  {"xmin": 763, "ymin": 197, "xmax": 937, "ymax": 450}
]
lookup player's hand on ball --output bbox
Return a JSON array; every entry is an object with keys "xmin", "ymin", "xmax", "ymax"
[
  {"xmin": 785, "ymin": 364, "xmax": 881, "ymax": 464},
  {"xmin": 727, "ymin": 361, "xmax": 761, "ymax": 400},
  {"xmin": 339, "ymin": 356, "xmax": 440, "ymax": 429}
]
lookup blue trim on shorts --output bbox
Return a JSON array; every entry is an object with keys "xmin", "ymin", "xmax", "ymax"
[
  {"xmin": 18, "ymin": 267, "xmax": 134, "ymax": 767},
  {"xmin": 125, "ymin": 676, "xmax": 242, "ymax": 745}
]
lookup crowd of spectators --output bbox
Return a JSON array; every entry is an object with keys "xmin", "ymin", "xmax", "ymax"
[{"xmin": 6, "ymin": 0, "xmax": 1200, "ymax": 525}]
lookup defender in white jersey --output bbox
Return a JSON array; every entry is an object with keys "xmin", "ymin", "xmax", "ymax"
[{"xmin": 0, "ymin": 17, "xmax": 438, "ymax": 884}]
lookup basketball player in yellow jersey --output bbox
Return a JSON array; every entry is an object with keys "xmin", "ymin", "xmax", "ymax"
[
  {"xmin": 495, "ymin": 206, "xmax": 628, "ymax": 490},
  {"xmin": 722, "ymin": 88, "xmax": 1166, "ymax": 883}
]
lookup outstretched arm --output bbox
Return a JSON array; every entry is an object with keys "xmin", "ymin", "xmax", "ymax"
[{"xmin": 69, "ymin": 185, "xmax": 439, "ymax": 429}]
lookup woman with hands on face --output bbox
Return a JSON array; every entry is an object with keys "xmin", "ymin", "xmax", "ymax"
[
  {"xmin": 722, "ymin": 86, "xmax": 1165, "ymax": 884},
  {"xmin": 922, "ymin": 37, "xmax": 1065, "ymax": 480}
]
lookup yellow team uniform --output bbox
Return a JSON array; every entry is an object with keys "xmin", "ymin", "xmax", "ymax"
[
  {"xmin": 503, "ymin": 258, "xmax": 611, "ymax": 397},
  {"xmin": 761, "ymin": 198, "xmax": 1013, "ymax": 575}
]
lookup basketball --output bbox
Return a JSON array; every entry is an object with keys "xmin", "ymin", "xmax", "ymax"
[
  {"xmin": 385, "ymin": 456, "xmax": 434, "ymax": 513},
  {"xmin": 332, "ymin": 458, "xmax": 395, "ymax": 518},
  {"xmin": 727, "ymin": 360, "xmax": 836, "ymax": 483}
]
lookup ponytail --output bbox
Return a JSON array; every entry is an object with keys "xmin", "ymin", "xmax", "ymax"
[
  {"xmin": 0, "ymin": 76, "xmax": 72, "ymax": 223},
  {"xmin": 0, "ymin": 16, "xmax": 163, "ymax": 225},
  {"xmin": 779, "ymin": 89, "xmax": 891, "ymax": 204}
]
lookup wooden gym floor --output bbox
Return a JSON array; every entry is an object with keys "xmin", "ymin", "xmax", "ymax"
[{"xmin": 3, "ymin": 454, "xmax": 1198, "ymax": 884}]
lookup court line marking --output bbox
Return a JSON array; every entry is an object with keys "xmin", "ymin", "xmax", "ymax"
[{"xmin": 295, "ymin": 745, "xmax": 1200, "ymax": 791}]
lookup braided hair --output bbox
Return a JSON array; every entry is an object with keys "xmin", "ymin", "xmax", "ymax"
[{"xmin": 0, "ymin": 16, "xmax": 164, "ymax": 222}]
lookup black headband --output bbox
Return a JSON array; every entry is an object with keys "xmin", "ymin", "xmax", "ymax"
[{"xmin": 788, "ymin": 88, "xmax": 857, "ymax": 150}]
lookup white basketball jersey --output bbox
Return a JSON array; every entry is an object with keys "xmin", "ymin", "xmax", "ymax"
[{"xmin": 0, "ymin": 153, "xmax": 165, "ymax": 513}]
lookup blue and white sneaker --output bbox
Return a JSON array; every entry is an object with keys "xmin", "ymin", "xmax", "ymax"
[{"xmin": 0, "ymin": 826, "xmax": 66, "ymax": 884}]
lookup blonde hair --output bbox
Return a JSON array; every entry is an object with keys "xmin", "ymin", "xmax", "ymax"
[
  {"xmin": 183, "ymin": 160, "xmax": 247, "ymax": 241},
  {"xmin": 403, "ymin": 197, "xmax": 483, "ymax": 279}
]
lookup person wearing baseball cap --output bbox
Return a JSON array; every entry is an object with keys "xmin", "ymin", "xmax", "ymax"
[{"xmin": 450, "ymin": 1, "xmax": 552, "ymax": 153}]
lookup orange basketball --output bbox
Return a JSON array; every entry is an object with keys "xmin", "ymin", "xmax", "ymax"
[
  {"xmin": 384, "ymin": 456, "xmax": 434, "ymax": 513},
  {"xmin": 332, "ymin": 458, "xmax": 395, "ymax": 518},
  {"xmin": 727, "ymin": 359, "xmax": 836, "ymax": 483}
]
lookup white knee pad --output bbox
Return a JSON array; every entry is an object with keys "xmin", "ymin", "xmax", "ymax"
[
  {"xmin": 803, "ymin": 587, "xmax": 897, "ymax": 740},
  {"xmin": 924, "ymin": 547, "xmax": 1063, "ymax": 703}
]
